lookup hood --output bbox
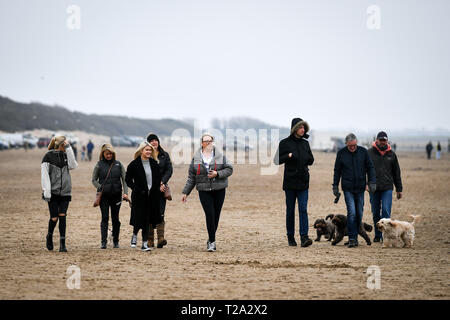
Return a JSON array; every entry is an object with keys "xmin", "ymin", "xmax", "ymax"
[
  {"xmin": 372, "ymin": 142, "xmax": 392, "ymax": 156},
  {"xmin": 290, "ymin": 118, "xmax": 310, "ymax": 139}
]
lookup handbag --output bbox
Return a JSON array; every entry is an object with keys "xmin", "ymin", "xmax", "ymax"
[
  {"xmin": 93, "ymin": 163, "xmax": 114, "ymax": 207},
  {"xmin": 163, "ymin": 184, "xmax": 172, "ymax": 201}
]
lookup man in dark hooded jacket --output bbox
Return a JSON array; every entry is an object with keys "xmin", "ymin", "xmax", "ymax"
[
  {"xmin": 274, "ymin": 118, "xmax": 314, "ymax": 247},
  {"xmin": 368, "ymin": 131, "xmax": 403, "ymax": 242}
]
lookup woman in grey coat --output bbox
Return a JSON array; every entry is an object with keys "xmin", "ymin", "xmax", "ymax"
[{"xmin": 182, "ymin": 133, "xmax": 233, "ymax": 252}]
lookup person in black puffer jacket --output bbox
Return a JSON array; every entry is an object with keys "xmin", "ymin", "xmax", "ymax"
[
  {"xmin": 274, "ymin": 118, "xmax": 314, "ymax": 247},
  {"xmin": 147, "ymin": 133, "xmax": 173, "ymax": 248},
  {"xmin": 92, "ymin": 144, "xmax": 129, "ymax": 249}
]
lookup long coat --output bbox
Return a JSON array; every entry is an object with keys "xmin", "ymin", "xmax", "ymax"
[{"xmin": 125, "ymin": 157, "xmax": 162, "ymax": 228}]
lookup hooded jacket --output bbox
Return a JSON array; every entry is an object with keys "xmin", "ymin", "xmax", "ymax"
[
  {"xmin": 274, "ymin": 118, "xmax": 314, "ymax": 191},
  {"xmin": 368, "ymin": 142, "xmax": 402, "ymax": 192},
  {"xmin": 41, "ymin": 146, "xmax": 78, "ymax": 200},
  {"xmin": 182, "ymin": 147, "xmax": 233, "ymax": 195}
]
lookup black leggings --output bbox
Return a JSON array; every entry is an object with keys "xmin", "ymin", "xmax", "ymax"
[
  {"xmin": 198, "ymin": 189, "xmax": 226, "ymax": 242},
  {"xmin": 133, "ymin": 225, "xmax": 149, "ymax": 242},
  {"xmin": 100, "ymin": 194, "xmax": 122, "ymax": 242}
]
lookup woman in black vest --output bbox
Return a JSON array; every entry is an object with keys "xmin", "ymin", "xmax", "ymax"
[
  {"xmin": 147, "ymin": 133, "xmax": 173, "ymax": 248},
  {"xmin": 125, "ymin": 141, "xmax": 162, "ymax": 252},
  {"xmin": 92, "ymin": 144, "xmax": 129, "ymax": 249}
]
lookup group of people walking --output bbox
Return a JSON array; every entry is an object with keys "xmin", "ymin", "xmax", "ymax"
[
  {"xmin": 41, "ymin": 132, "xmax": 233, "ymax": 252},
  {"xmin": 41, "ymin": 118, "xmax": 403, "ymax": 252}
]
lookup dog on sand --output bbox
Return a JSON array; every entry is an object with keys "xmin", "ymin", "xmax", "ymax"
[
  {"xmin": 328, "ymin": 214, "xmax": 373, "ymax": 246},
  {"xmin": 313, "ymin": 215, "xmax": 336, "ymax": 242},
  {"xmin": 376, "ymin": 215, "xmax": 420, "ymax": 248}
]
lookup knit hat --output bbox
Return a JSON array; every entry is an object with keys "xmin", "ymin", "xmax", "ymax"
[{"xmin": 146, "ymin": 133, "xmax": 159, "ymax": 144}]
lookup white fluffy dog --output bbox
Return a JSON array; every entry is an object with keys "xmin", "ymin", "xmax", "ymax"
[{"xmin": 376, "ymin": 215, "xmax": 420, "ymax": 248}]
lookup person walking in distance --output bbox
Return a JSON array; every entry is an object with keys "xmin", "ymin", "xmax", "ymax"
[
  {"xmin": 41, "ymin": 136, "xmax": 78, "ymax": 252},
  {"xmin": 436, "ymin": 141, "xmax": 442, "ymax": 160},
  {"xmin": 87, "ymin": 140, "xmax": 94, "ymax": 162},
  {"xmin": 181, "ymin": 133, "xmax": 233, "ymax": 252},
  {"xmin": 92, "ymin": 144, "xmax": 129, "ymax": 249},
  {"xmin": 147, "ymin": 133, "xmax": 173, "ymax": 248},
  {"xmin": 368, "ymin": 131, "xmax": 403, "ymax": 243},
  {"xmin": 426, "ymin": 141, "xmax": 433, "ymax": 160},
  {"xmin": 125, "ymin": 142, "xmax": 162, "ymax": 251},
  {"xmin": 274, "ymin": 118, "xmax": 314, "ymax": 247},
  {"xmin": 332, "ymin": 133, "xmax": 376, "ymax": 248}
]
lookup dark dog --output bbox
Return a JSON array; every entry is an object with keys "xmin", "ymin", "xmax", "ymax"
[
  {"xmin": 328, "ymin": 214, "xmax": 373, "ymax": 246},
  {"xmin": 313, "ymin": 215, "xmax": 336, "ymax": 242}
]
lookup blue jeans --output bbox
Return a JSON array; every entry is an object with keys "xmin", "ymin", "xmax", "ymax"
[
  {"xmin": 344, "ymin": 191, "xmax": 365, "ymax": 241},
  {"xmin": 285, "ymin": 189, "xmax": 309, "ymax": 237},
  {"xmin": 370, "ymin": 190, "xmax": 393, "ymax": 238}
]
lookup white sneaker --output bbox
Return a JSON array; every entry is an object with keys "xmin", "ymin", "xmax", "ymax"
[
  {"xmin": 141, "ymin": 241, "xmax": 152, "ymax": 252},
  {"xmin": 207, "ymin": 241, "xmax": 216, "ymax": 252},
  {"xmin": 130, "ymin": 234, "xmax": 137, "ymax": 248}
]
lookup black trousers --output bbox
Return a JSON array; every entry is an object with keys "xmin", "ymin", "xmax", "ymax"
[
  {"xmin": 100, "ymin": 193, "xmax": 122, "ymax": 243},
  {"xmin": 198, "ymin": 189, "xmax": 226, "ymax": 242}
]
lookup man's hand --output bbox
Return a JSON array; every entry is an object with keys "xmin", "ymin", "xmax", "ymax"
[
  {"xmin": 332, "ymin": 185, "xmax": 339, "ymax": 197},
  {"xmin": 160, "ymin": 183, "xmax": 166, "ymax": 193},
  {"xmin": 182, "ymin": 194, "xmax": 188, "ymax": 203},
  {"xmin": 396, "ymin": 192, "xmax": 403, "ymax": 200},
  {"xmin": 368, "ymin": 183, "xmax": 377, "ymax": 193}
]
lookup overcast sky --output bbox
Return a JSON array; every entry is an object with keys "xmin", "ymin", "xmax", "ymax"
[{"xmin": 1, "ymin": 0, "xmax": 449, "ymax": 131}]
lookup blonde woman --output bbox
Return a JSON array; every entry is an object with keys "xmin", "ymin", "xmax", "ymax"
[
  {"xmin": 181, "ymin": 133, "xmax": 233, "ymax": 252},
  {"xmin": 92, "ymin": 144, "xmax": 129, "ymax": 249},
  {"xmin": 41, "ymin": 136, "xmax": 78, "ymax": 252},
  {"xmin": 125, "ymin": 142, "xmax": 162, "ymax": 251}
]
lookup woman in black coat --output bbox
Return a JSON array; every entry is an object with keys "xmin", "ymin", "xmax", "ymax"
[
  {"xmin": 147, "ymin": 133, "xmax": 173, "ymax": 248},
  {"xmin": 125, "ymin": 141, "xmax": 162, "ymax": 251}
]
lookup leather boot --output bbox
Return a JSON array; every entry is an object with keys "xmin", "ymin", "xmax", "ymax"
[
  {"xmin": 59, "ymin": 237, "xmax": 67, "ymax": 252},
  {"xmin": 157, "ymin": 221, "xmax": 167, "ymax": 248},
  {"xmin": 46, "ymin": 233, "xmax": 53, "ymax": 251}
]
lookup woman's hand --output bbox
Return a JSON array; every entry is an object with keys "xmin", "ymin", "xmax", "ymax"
[
  {"xmin": 122, "ymin": 194, "xmax": 130, "ymax": 202},
  {"xmin": 182, "ymin": 194, "xmax": 188, "ymax": 203},
  {"xmin": 208, "ymin": 170, "xmax": 218, "ymax": 179}
]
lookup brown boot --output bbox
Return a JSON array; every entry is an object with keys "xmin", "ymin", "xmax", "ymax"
[
  {"xmin": 148, "ymin": 224, "xmax": 155, "ymax": 247},
  {"xmin": 156, "ymin": 221, "xmax": 167, "ymax": 248}
]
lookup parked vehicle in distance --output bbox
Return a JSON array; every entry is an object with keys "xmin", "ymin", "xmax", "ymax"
[
  {"xmin": 0, "ymin": 137, "xmax": 9, "ymax": 150},
  {"xmin": 111, "ymin": 136, "xmax": 134, "ymax": 147},
  {"xmin": 37, "ymin": 137, "xmax": 51, "ymax": 148}
]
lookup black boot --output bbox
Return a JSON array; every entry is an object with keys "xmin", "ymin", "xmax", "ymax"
[
  {"xmin": 101, "ymin": 222, "xmax": 108, "ymax": 249},
  {"xmin": 300, "ymin": 236, "xmax": 313, "ymax": 247},
  {"xmin": 59, "ymin": 237, "xmax": 67, "ymax": 252},
  {"xmin": 46, "ymin": 233, "xmax": 53, "ymax": 251},
  {"xmin": 287, "ymin": 235, "xmax": 297, "ymax": 246}
]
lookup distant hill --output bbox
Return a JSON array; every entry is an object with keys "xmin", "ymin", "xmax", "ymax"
[{"xmin": 0, "ymin": 95, "xmax": 194, "ymax": 137}]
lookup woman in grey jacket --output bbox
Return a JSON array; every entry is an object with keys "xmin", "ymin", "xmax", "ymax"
[
  {"xmin": 182, "ymin": 133, "xmax": 233, "ymax": 252},
  {"xmin": 41, "ymin": 136, "xmax": 78, "ymax": 252}
]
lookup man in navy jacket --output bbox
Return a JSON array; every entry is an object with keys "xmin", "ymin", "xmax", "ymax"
[{"xmin": 332, "ymin": 133, "xmax": 376, "ymax": 248}]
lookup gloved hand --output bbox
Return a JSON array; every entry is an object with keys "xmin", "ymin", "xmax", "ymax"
[
  {"xmin": 332, "ymin": 185, "xmax": 340, "ymax": 197},
  {"xmin": 368, "ymin": 183, "xmax": 377, "ymax": 193}
]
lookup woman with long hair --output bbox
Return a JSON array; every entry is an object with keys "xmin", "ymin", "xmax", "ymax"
[
  {"xmin": 92, "ymin": 143, "xmax": 129, "ymax": 249},
  {"xmin": 41, "ymin": 136, "xmax": 78, "ymax": 252},
  {"xmin": 125, "ymin": 141, "xmax": 162, "ymax": 251},
  {"xmin": 146, "ymin": 133, "xmax": 173, "ymax": 248}
]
